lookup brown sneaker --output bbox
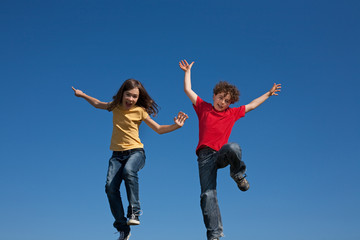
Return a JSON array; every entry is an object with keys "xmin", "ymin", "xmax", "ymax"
[{"xmin": 234, "ymin": 174, "xmax": 250, "ymax": 191}]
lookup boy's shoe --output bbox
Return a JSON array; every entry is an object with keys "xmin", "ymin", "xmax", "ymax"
[
  {"xmin": 127, "ymin": 214, "xmax": 140, "ymax": 225},
  {"xmin": 117, "ymin": 231, "xmax": 131, "ymax": 240},
  {"xmin": 234, "ymin": 174, "xmax": 250, "ymax": 192}
]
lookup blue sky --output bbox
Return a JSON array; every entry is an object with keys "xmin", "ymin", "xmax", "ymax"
[{"xmin": 1, "ymin": 0, "xmax": 359, "ymax": 239}]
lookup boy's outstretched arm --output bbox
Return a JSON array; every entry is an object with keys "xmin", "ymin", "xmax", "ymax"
[
  {"xmin": 143, "ymin": 111, "xmax": 189, "ymax": 134},
  {"xmin": 245, "ymin": 83, "xmax": 281, "ymax": 113},
  {"xmin": 72, "ymin": 87, "xmax": 109, "ymax": 110},
  {"xmin": 179, "ymin": 59, "xmax": 198, "ymax": 105}
]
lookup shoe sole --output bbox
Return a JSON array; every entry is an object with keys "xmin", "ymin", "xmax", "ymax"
[{"xmin": 127, "ymin": 220, "xmax": 140, "ymax": 225}]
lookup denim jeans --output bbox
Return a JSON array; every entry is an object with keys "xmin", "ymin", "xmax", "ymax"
[
  {"xmin": 197, "ymin": 143, "xmax": 246, "ymax": 240},
  {"xmin": 105, "ymin": 148, "xmax": 146, "ymax": 231}
]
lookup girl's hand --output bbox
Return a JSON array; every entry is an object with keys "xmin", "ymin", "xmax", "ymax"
[
  {"xmin": 174, "ymin": 111, "xmax": 189, "ymax": 127},
  {"xmin": 269, "ymin": 83, "xmax": 281, "ymax": 96},
  {"xmin": 72, "ymin": 87, "xmax": 84, "ymax": 97},
  {"xmin": 179, "ymin": 59, "xmax": 194, "ymax": 72}
]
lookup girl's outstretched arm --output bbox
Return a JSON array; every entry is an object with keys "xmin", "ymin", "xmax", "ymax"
[
  {"xmin": 245, "ymin": 83, "xmax": 281, "ymax": 113},
  {"xmin": 72, "ymin": 87, "xmax": 109, "ymax": 110},
  {"xmin": 143, "ymin": 111, "xmax": 189, "ymax": 134},
  {"xmin": 179, "ymin": 59, "xmax": 198, "ymax": 105}
]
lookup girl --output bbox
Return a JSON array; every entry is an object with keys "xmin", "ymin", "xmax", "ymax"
[{"xmin": 72, "ymin": 79, "xmax": 188, "ymax": 240}]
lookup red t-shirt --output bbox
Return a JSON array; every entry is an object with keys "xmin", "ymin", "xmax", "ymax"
[{"xmin": 193, "ymin": 96, "xmax": 246, "ymax": 154}]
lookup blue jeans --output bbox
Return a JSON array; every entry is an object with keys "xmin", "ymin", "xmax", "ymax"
[
  {"xmin": 197, "ymin": 143, "xmax": 246, "ymax": 240},
  {"xmin": 105, "ymin": 148, "xmax": 146, "ymax": 231}
]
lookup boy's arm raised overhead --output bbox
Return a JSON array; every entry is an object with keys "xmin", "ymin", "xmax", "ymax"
[
  {"xmin": 179, "ymin": 59, "xmax": 198, "ymax": 105},
  {"xmin": 245, "ymin": 83, "xmax": 281, "ymax": 113},
  {"xmin": 72, "ymin": 87, "xmax": 109, "ymax": 110}
]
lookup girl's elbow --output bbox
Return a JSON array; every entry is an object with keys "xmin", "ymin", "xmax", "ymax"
[
  {"xmin": 153, "ymin": 127, "xmax": 163, "ymax": 135},
  {"xmin": 156, "ymin": 129, "xmax": 165, "ymax": 135},
  {"xmin": 94, "ymin": 104, "xmax": 103, "ymax": 109},
  {"xmin": 95, "ymin": 102, "xmax": 108, "ymax": 110}
]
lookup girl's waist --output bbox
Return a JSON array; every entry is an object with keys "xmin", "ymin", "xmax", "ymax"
[{"xmin": 112, "ymin": 148, "xmax": 144, "ymax": 156}]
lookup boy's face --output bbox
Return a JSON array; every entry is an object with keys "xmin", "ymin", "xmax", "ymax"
[
  {"xmin": 122, "ymin": 87, "xmax": 139, "ymax": 110},
  {"xmin": 213, "ymin": 92, "xmax": 231, "ymax": 111}
]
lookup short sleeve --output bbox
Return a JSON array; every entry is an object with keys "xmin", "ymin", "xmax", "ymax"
[
  {"xmin": 193, "ymin": 96, "xmax": 205, "ymax": 114},
  {"xmin": 141, "ymin": 108, "xmax": 149, "ymax": 120},
  {"xmin": 234, "ymin": 105, "xmax": 246, "ymax": 120}
]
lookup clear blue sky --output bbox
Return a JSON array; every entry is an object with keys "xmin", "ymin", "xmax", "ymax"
[{"xmin": 1, "ymin": 0, "xmax": 359, "ymax": 239}]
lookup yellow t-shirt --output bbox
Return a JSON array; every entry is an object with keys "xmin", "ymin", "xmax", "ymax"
[{"xmin": 110, "ymin": 105, "xmax": 149, "ymax": 151}]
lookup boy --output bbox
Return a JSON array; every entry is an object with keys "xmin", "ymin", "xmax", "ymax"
[{"xmin": 179, "ymin": 59, "xmax": 281, "ymax": 240}]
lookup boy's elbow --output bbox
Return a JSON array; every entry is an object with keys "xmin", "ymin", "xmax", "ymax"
[
  {"xmin": 245, "ymin": 105, "xmax": 255, "ymax": 113},
  {"xmin": 184, "ymin": 87, "xmax": 192, "ymax": 94}
]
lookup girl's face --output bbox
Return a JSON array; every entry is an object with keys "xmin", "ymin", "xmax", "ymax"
[
  {"xmin": 122, "ymin": 87, "xmax": 140, "ymax": 110},
  {"xmin": 213, "ymin": 92, "xmax": 231, "ymax": 111}
]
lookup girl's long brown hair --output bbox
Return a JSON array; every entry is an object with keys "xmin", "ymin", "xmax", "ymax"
[{"xmin": 108, "ymin": 79, "xmax": 159, "ymax": 116}]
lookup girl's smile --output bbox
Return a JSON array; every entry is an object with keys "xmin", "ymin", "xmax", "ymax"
[{"xmin": 122, "ymin": 87, "xmax": 140, "ymax": 110}]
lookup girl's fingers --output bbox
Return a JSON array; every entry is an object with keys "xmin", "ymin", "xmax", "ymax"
[{"xmin": 175, "ymin": 112, "xmax": 188, "ymax": 124}]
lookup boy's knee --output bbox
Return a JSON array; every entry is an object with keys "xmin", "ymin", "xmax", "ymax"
[{"xmin": 227, "ymin": 142, "xmax": 241, "ymax": 153}]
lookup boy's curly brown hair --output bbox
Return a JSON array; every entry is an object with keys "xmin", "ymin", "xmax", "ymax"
[{"xmin": 213, "ymin": 81, "xmax": 240, "ymax": 104}]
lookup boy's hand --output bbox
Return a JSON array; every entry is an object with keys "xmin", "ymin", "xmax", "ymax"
[
  {"xmin": 179, "ymin": 59, "xmax": 194, "ymax": 72},
  {"xmin": 174, "ymin": 111, "xmax": 189, "ymax": 127},
  {"xmin": 269, "ymin": 83, "xmax": 281, "ymax": 96},
  {"xmin": 72, "ymin": 87, "xmax": 84, "ymax": 97}
]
